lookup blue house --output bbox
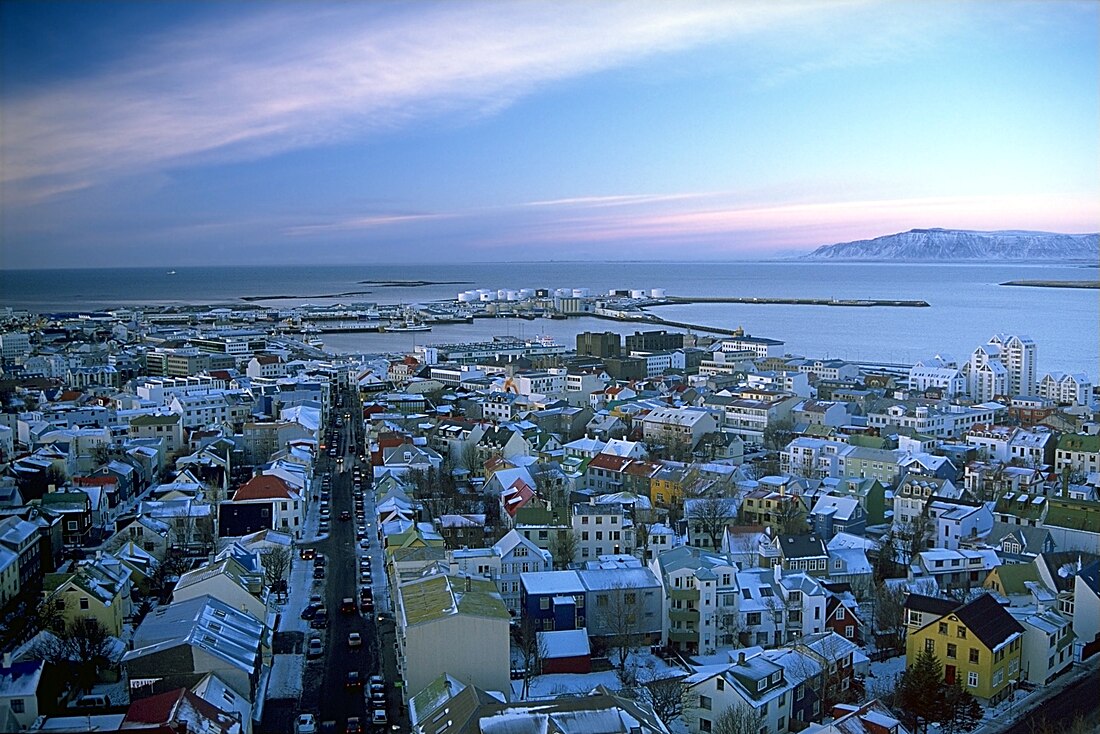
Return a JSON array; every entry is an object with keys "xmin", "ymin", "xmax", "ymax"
[{"xmin": 519, "ymin": 571, "xmax": 585, "ymax": 631}]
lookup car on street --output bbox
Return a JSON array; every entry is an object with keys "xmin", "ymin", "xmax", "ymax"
[
  {"xmin": 347, "ymin": 632, "xmax": 362, "ymax": 648},
  {"xmin": 377, "ymin": 612, "xmax": 393, "ymax": 624},
  {"xmin": 340, "ymin": 510, "xmax": 351, "ymax": 521},
  {"xmin": 310, "ymin": 607, "xmax": 328, "ymax": 628},
  {"xmin": 360, "ymin": 597, "xmax": 373, "ymax": 612},
  {"xmin": 299, "ymin": 547, "xmax": 316, "ymax": 560},
  {"xmin": 340, "ymin": 597, "xmax": 357, "ymax": 614},
  {"xmin": 370, "ymin": 688, "xmax": 385, "ymax": 705},
  {"xmin": 359, "ymin": 558, "xmax": 371, "ymax": 570},
  {"xmin": 346, "ymin": 670, "xmax": 362, "ymax": 689},
  {"xmin": 296, "ymin": 713, "xmax": 317, "ymax": 734},
  {"xmin": 370, "ymin": 710, "xmax": 387, "ymax": 726},
  {"xmin": 313, "ymin": 566, "xmax": 326, "ymax": 580},
  {"xmin": 307, "ymin": 636, "xmax": 324, "ymax": 659},
  {"xmin": 360, "ymin": 571, "xmax": 372, "ymax": 584},
  {"xmin": 359, "ymin": 538, "xmax": 370, "ymax": 550},
  {"xmin": 300, "ymin": 603, "xmax": 319, "ymax": 620},
  {"xmin": 345, "ymin": 717, "xmax": 362, "ymax": 734}
]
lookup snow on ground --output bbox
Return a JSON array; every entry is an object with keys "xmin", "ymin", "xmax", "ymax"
[
  {"xmin": 511, "ymin": 650, "xmax": 684, "ymax": 701},
  {"xmin": 268, "ymin": 654, "xmax": 305, "ymax": 699},
  {"xmin": 866, "ymin": 653, "xmax": 907, "ymax": 697}
]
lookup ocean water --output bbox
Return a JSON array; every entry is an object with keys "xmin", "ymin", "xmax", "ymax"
[{"xmin": 1, "ymin": 262, "xmax": 1097, "ymax": 380}]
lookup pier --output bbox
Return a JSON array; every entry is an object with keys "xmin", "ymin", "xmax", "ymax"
[{"xmin": 657, "ymin": 296, "xmax": 931, "ymax": 307}]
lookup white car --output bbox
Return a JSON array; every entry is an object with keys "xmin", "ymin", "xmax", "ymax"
[
  {"xmin": 296, "ymin": 713, "xmax": 317, "ymax": 734},
  {"xmin": 348, "ymin": 632, "xmax": 362, "ymax": 648}
]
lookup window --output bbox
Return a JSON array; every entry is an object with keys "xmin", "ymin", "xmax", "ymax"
[
  {"xmin": 845, "ymin": 625, "xmax": 854, "ymax": 638},
  {"xmin": 796, "ymin": 685, "xmax": 805, "ymax": 700},
  {"xmin": 969, "ymin": 648, "xmax": 979, "ymax": 664},
  {"xmin": 967, "ymin": 672, "xmax": 978, "ymax": 688},
  {"xmin": 835, "ymin": 608, "xmax": 845, "ymax": 621},
  {"xmin": 67, "ymin": 520, "xmax": 78, "ymax": 530},
  {"xmin": 947, "ymin": 643, "xmax": 957, "ymax": 659},
  {"xmin": 938, "ymin": 622, "xmax": 949, "ymax": 635},
  {"xmin": 79, "ymin": 597, "xmax": 90, "ymax": 610},
  {"xmin": 540, "ymin": 598, "xmax": 549, "ymax": 610},
  {"xmin": 11, "ymin": 699, "xmax": 25, "ymax": 714},
  {"xmin": 699, "ymin": 695, "xmax": 712, "ymax": 710},
  {"xmin": 699, "ymin": 719, "xmax": 712, "ymax": 733},
  {"xmin": 925, "ymin": 639, "xmax": 936, "ymax": 654},
  {"xmin": 716, "ymin": 678, "xmax": 725, "ymax": 691},
  {"xmin": 957, "ymin": 626, "xmax": 967, "ymax": 639},
  {"xmin": 908, "ymin": 610, "xmax": 922, "ymax": 625}
]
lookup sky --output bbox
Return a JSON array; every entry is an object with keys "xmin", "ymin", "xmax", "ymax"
[{"xmin": 1, "ymin": 0, "xmax": 1097, "ymax": 268}]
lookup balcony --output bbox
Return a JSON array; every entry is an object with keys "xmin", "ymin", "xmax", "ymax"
[{"xmin": 670, "ymin": 588, "xmax": 699, "ymax": 602}]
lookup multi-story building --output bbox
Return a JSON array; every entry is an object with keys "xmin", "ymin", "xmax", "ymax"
[
  {"xmin": 905, "ymin": 593, "xmax": 1023, "ymax": 704},
  {"xmin": 909, "ymin": 355, "xmax": 966, "ymax": 396},
  {"xmin": 127, "ymin": 413, "xmax": 184, "ymax": 453},
  {"xmin": 1010, "ymin": 608, "xmax": 1074, "ymax": 685},
  {"xmin": 396, "ymin": 574, "xmax": 511, "ymax": 702},
  {"xmin": 964, "ymin": 344, "xmax": 1009, "ymax": 402},
  {"xmin": 1054, "ymin": 434, "xmax": 1100, "ymax": 476},
  {"xmin": 988, "ymin": 333, "xmax": 1037, "ymax": 398},
  {"xmin": 491, "ymin": 530, "xmax": 552, "ymax": 615},
  {"xmin": 649, "ymin": 546, "xmax": 740, "ymax": 654},
  {"xmin": 718, "ymin": 335, "xmax": 785, "ymax": 359},
  {"xmin": 572, "ymin": 502, "xmax": 634, "ymax": 560},
  {"xmin": 0, "ymin": 332, "xmax": 31, "ymax": 365},
  {"xmin": 1037, "ymin": 371, "xmax": 1092, "ymax": 406},
  {"xmin": 576, "ymin": 331, "xmax": 621, "ymax": 358},
  {"xmin": 625, "ymin": 330, "xmax": 684, "ymax": 353}
]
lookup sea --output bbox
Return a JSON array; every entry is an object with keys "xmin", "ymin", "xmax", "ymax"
[{"xmin": 2, "ymin": 261, "xmax": 1097, "ymax": 381}]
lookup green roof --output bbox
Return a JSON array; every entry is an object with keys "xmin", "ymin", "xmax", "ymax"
[
  {"xmin": 1044, "ymin": 498, "xmax": 1100, "ymax": 534},
  {"xmin": 989, "ymin": 562, "xmax": 1040, "ymax": 594},
  {"xmin": 1057, "ymin": 434, "xmax": 1100, "ymax": 453},
  {"xmin": 400, "ymin": 574, "xmax": 509, "ymax": 626}
]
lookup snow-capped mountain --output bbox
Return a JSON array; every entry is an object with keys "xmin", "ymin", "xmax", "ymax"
[{"xmin": 802, "ymin": 228, "xmax": 1099, "ymax": 261}]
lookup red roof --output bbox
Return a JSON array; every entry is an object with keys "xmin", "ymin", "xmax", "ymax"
[
  {"xmin": 501, "ymin": 478, "xmax": 535, "ymax": 518},
  {"xmin": 124, "ymin": 687, "xmax": 236, "ymax": 733},
  {"xmin": 587, "ymin": 453, "xmax": 633, "ymax": 472},
  {"xmin": 234, "ymin": 474, "xmax": 294, "ymax": 500},
  {"xmin": 73, "ymin": 476, "xmax": 118, "ymax": 487}
]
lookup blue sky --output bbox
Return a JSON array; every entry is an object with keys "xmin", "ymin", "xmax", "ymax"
[{"xmin": 1, "ymin": 0, "xmax": 1097, "ymax": 268}]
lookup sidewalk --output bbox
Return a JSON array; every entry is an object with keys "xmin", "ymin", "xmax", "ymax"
[{"xmin": 969, "ymin": 655, "xmax": 1100, "ymax": 734}]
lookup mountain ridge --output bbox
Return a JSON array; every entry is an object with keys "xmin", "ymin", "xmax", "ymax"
[{"xmin": 802, "ymin": 228, "xmax": 1099, "ymax": 261}]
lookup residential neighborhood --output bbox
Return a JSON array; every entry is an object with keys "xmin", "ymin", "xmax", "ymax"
[{"xmin": 0, "ymin": 309, "xmax": 1098, "ymax": 734}]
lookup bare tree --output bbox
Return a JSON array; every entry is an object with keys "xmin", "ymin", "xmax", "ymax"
[
  {"xmin": 712, "ymin": 703, "xmax": 765, "ymax": 734},
  {"xmin": 458, "ymin": 440, "xmax": 481, "ymax": 474},
  {"xmin": 514, "ymin": 616, "xmax": 548, "ymax": 699},
  {"xmin": 637, "ymin": 673, "xmax": 690, "ymax": 727},
  {"xmin": 32, "ymin": 617, "xmax": 119, "ymax": 694},
  {"xmin": 763, "ymin": 417, "xmax": 795, "ymax": 453},
  {"xmin": 548, "ymin": 529, "xmax": 579, "ymax": 570},
  {"xmin": 688, "ymin": 496, "xmax": 735, "ymax": 551},
  {"xmin": 595, "ymin": 582, "xmax": 647, "ymax": 671},
  {"xmin": 261, "ymin": 546, "xmax": 293, "ymax": 590},
  {"xmin": 872, "ymin": 582, "xmax": 907, "ymax": 655},
  {"xmin": 170, "ymin": 509, "xmax": 197, "ymax": 551}
]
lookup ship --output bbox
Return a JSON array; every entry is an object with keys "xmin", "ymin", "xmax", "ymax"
[{"xmin": 383, "ymin": 321, "xmax": 432, "ymax": 332}]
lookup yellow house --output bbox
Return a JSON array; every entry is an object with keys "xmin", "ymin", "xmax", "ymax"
[
  {"xmin": 43, "ymin": 557, "xmax": 132, "ymax": 637},
  {"xmin": 905, "ymin": 593, "xmax": 1024, "ymax": 703}
]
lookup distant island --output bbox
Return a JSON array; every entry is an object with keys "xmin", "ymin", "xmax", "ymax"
[
  {"xmin": 1000, "ymin": 280, "xmax": 1099, "ymax": 289},
  {"xmin": 802, "ymin": 228, "xmax": 1099, "ymax": 261}
]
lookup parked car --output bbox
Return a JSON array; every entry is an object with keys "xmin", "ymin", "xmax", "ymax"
[
  {"xmin": 370, "ymin": 710, "xmax": 387, "ymax": 726},
  {"xmin": 297, "ymin": 713, "xmax": 317, "ymax": 734},
  {"xmin": 307, "ymin": 636, "xmax": 324, "ymax": 659},
  {"xmin": 313, "ymin": 566, "xmax": 326, "ymax": 580},
  {"xmin": 310, "ymin": 608, "xmax": 328, "ymax": 628},
  {"xmin": 300, "ymin": 603, "xmax": 319, "ymax": 620}
]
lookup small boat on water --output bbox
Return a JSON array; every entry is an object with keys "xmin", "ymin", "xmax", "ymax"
[{"xmin": 384, "ymin": 321, "xmax": 432, "ymax": 332}]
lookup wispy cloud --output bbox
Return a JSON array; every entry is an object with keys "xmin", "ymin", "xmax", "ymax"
[
  {"xmin": 285, "ymin": 213, "xmax": 448, "ymax": 236},
  {"xmin": 1, "ymin": 1, "xmax": 861, "ymax": 203}
]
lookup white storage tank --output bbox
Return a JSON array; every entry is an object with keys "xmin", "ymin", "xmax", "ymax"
[
  {"xmin": 630, "ymin": 289, "xmax": 646, "ymax": 299},
  {"xmin": 650, "ymin": 288, "xmax": 666, "ymax": 298},
  {"xmin": 505, "ymin": 290, "xmax": 520, "ymax": 301},
  {"xmin": 572, "ymin": 288, "xmax": 590, "ymax": 298},
  {"xmin": 554, "ymin": 288, "xmax": 572, "ymax": 297},
  {"xmin": 479, "ymin": 292, "xmax": 497, "ymax": 302},
  {"xmin": 518, "ymin": 288, "xmax": 536, "ymax": 299},
  {"xmin": 457, "ymin": 291, "xmax": 475, "ymax": 302}
]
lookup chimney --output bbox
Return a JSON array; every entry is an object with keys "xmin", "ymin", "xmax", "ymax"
[
  {"xmin": 737, "ymin": 651, "xmax": 746, "ymax": 665},
  {"xmin": 773, "ymin": 562, "xmax": 782, "ymax": 584},
  {"xmin": 2, "ymin": 653, "xmax": 12, "ymax": 668}
]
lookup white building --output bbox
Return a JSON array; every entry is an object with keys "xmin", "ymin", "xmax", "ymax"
[
  {"xmin": 989, "ymin": 333, "xmax": 1037, "ymax": 398},
  {"xmin": 965, "ymin": 344, "xmax": 1009, "ymax": 402},
  {"xmin": 909, "ymin": 355, "xmax": 966, "ymax": 396},
  {"xmin": 1037, "ymin": 371, "xmax": 1092, "ymax": 406}
]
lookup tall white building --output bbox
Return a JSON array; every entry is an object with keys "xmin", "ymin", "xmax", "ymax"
[
  {"xmin": 988, "ymin": 333, "xmax": 1037, "ymax": 397},
  {"xmin": 965, "ymin": 344, "xmax": 1009, "ymax": 402}
]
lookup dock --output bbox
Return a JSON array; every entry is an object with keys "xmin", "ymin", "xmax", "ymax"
[{"xmin": 658, "ymin": 296, "xmax": 930, "ymax": 307}]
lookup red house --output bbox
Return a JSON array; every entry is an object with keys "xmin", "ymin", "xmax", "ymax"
[{"xmin": 538, "ymin": 628, "xmax": 592, "ymax": 674}]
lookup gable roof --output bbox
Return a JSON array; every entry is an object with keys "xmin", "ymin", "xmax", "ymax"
[
  {"xmin": 232, "ymin": 474, "xmax": 294, "ymax": 501},
  {"xmin": 953, "ymin": 593, "xmax": 1024, "ymax": 650},
  {"xmin": 904, "ymin": 593, "xmax": 958, "ymax": 616}
]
